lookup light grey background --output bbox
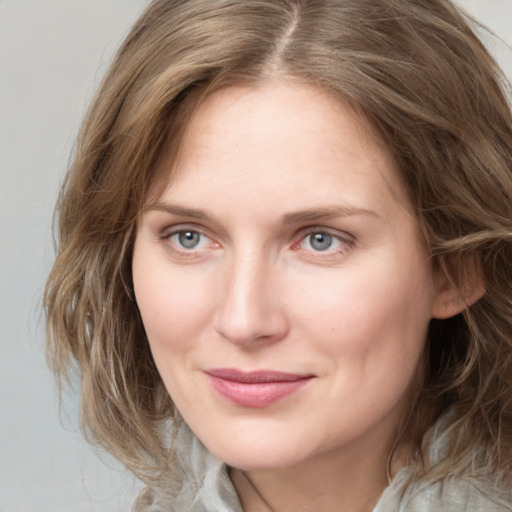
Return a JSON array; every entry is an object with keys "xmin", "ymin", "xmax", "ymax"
[{"xmin": 0, "ymin": 1, "xmax": 510, "ymax": 511}]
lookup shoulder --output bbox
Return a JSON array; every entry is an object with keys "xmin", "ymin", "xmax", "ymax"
[
  {"xmin": 375, "ymin": 469, "xmax": 512, "ymax": 512},
  {"xmin": 133, "ymin": 421, "xmax": 243, "ymax": 512},
  {"xmin": 374, "ymin": 410, "xmax": 512, "ymax": 512}
]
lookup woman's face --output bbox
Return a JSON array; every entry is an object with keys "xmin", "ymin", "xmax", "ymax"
[{"xmin": 132, "ymin": 83, "xmax": 446, "ymax": 472}]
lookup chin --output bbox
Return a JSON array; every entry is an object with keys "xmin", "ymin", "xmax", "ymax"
[
  {"xmin": 193, "ymin": 419, "xmax": 318, "ymax": 471},
  {"xmin": 210, "ymin": 443, "xmax": 304, "ymax": 471}
]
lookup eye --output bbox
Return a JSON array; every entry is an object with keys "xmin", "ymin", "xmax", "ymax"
[
  {"xmin": 305, "ymin": 232, "xmax": 336, "ymax": 251},
  {"xmin": 172, "ymin": 230, "xmax": 203, "ymax": 250},
  {"xmin": 296, "ymin": 229, "xmax": 353, "ymax": 255},
  {"xmin": 163, "ymin": 228, "xmax": 216, "ymax": 253}
]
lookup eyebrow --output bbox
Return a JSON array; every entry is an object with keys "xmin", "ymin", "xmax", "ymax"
[
  {"xmin": 150, "ymin": 202, "xmax": 379, "ymax": 223},
  {"xmin": 150, "ymin": 202, "xmax": 212, "ymax": 220},
  {"xmin": 281, "ymin": 206, "xmax": 380, "ymax": 224}
]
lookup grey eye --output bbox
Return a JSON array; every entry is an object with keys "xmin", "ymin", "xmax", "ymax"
[
  {"xmin": 308, "ymin": 232, "xmax": 333, "ymax": 251},
  {"xmin": 177, "ymin": 230, "xmax": 202, "ymax": 249}
]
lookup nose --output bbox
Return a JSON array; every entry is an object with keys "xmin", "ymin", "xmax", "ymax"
[{"xmin": 213, "ymin": 252, "xmax": 289, "ymax": 347}]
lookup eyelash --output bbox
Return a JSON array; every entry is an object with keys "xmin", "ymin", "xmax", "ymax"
[
  {"xmin": 293, "ymin": 228, "xmax": 354, "ymax": 256},
  {"xmin": 160, "ymin": 225, "xmax": 354, "ymax": 258},
  {"xmin": 160, "ymin": 226, "xmax": 217, "ymax": 257}
]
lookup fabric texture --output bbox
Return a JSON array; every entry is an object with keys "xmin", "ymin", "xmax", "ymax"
[{"xmin": 140, "ymin": 419, "xmax": 512, "ymax": 512}]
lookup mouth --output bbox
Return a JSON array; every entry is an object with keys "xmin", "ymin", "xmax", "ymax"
[{"xmin": 204, "ymin": 368, "xmax": 315, "ymax": 408}]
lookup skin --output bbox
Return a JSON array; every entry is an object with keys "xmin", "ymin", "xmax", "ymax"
[{"xmin": 132, "ymin": 82, "xmax": 457, "ymax": 512}]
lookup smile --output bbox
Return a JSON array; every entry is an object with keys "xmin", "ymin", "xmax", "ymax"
[{"xmin": 204, "ymin": 368, "xmax": 314, "ymax": 408}]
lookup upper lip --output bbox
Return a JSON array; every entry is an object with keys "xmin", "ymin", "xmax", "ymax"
[{"xmin": 205, "ymin": 368, "xmax": 314, "ymax": 383}]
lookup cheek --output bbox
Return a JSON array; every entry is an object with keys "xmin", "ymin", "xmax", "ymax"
[
  {"xmin": 132, "ymin": 262, "xmax": 215, "ymax": 409},
  {"xmin": 289, "ymin": 254, "xmax": 434, "ymax": 392},
  {"xmin": 132, "ymin": 251, "xmax": 212, "ymax": 353},
  {"xmin": 297, "ymin": 267, "xmax": 431, "ymax": 340}
]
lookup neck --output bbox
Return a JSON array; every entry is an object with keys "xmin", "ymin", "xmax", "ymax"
[{"xmin": 230, "ymin": 440, "xmax": 399, "ymax": 512}]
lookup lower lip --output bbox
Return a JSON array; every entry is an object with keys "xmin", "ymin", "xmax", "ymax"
[{"xmin": 207, "ymin": 375, "xmax": 312, "ymax": 408}]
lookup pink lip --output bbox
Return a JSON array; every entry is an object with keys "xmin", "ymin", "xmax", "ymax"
[{"xmin": 205, "ymin": 368, "xmax": 314, "ymax": 408}]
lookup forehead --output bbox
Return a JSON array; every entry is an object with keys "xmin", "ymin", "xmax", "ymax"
[{"xmin": 151, "ymin": 82, "xmax": 410, "ymax": 217}]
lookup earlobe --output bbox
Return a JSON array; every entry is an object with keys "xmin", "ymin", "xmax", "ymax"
[{"xmin": 431, "ymin": 266, "xmax": 486, "ymax": 319}]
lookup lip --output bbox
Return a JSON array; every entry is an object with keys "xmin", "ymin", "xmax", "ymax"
[{"xmin": 205, "ymin": 368, "xmax": 314, "ymax": 408}]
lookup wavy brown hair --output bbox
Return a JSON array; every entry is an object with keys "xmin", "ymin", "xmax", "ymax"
[{"xmin": 45, "ymin": 0, "xmax": 512, "ymax": 495}]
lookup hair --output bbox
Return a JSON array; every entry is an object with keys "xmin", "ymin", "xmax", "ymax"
[{"xmin": 45, "ymin": 0, "xmax": 512, "ymax": 498}]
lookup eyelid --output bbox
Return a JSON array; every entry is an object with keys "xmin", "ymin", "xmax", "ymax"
[
  {"xmin": 296, "ymin": 225, "xmax": 354, "ymax": 243},
  {"xmin": 292, "ymin": 225, "xmax": 355, "ymax": 254},
  {"xmin": 157, "ymin": 221, "xmax": 354, "ymax": 258},
  {"xmin": 159, "ymin": 223, "xmax": 221, "ymax": 256},
  {"xmin": 160, "ymin": 222, "xmax": 210, "ymax": 239},
  {"xmin": 151, "ymin": 208, "xmax": 229, "ymax": 241}
]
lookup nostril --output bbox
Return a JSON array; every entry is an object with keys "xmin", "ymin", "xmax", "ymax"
[{"xmin": 212, "ymin": 257, "xmax": 289, "ymax": 346}]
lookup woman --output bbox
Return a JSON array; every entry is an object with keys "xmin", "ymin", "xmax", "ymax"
[{"xmin": 45, "ymin": 0, "xmax": 512, "ymax": 510}]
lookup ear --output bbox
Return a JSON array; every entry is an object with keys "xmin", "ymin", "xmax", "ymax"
[{"xmin": 431, "ymin": 257, "xmax": 486, "ymax": 320}]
